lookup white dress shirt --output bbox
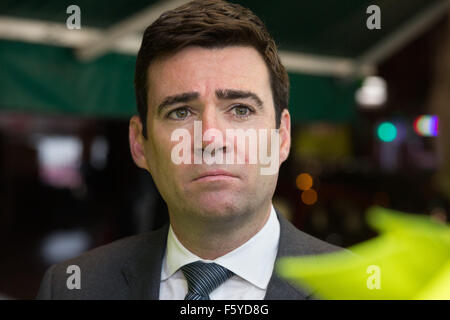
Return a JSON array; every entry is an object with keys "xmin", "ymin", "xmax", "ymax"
[{"xmin": 159, "ymin": 205, "xmax": 280, "ymax": 300}]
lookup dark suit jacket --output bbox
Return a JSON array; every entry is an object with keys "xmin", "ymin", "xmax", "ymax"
[{"xmin": 36, "ymin": 210, "xmax": 342, "ymax": 299}]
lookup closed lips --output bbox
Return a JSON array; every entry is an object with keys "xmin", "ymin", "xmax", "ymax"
[{"xmin": 193, "ymin": 170, "xmax": 237, "ymax": 181}]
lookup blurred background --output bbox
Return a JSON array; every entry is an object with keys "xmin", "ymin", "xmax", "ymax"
[{"xmin": 0, "ymin": 0, "xmax": 449, "ymax": 299}]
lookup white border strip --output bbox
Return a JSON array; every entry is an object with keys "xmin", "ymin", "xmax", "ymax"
[
  {"xmin": 0, "ymin": 16, "xmax": 369, "ymax": 77},
  {"xmin": 280, "ymin": 51, "xmax": 373, "ymax": 77}
]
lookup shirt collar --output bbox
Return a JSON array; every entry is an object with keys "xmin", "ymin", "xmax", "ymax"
[{"xmin": 161, "ymin": 205, "xmax": 280, "ymax": 290}]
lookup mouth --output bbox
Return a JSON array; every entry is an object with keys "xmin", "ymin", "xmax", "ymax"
[{"xmin": 193, "ymin": 170, "xmax": 238, "ymax": 182}]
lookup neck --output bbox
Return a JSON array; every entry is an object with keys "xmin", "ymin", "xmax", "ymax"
[{"xmin": 169, "ymin": 203, "xmax": 272, "ymax": 260}]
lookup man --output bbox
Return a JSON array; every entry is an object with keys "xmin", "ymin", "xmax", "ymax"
[{"xmin": 37, "ymin": 0, "xmax": 341, "ymax": 300}]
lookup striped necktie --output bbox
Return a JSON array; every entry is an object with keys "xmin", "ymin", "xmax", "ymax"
[{"xmin": 181, "ymin": 261, "xmax": 234, "ymax": 300}]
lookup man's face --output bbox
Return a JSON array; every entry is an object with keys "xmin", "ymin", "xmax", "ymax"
[{"xmin": 130, "ymin": 46, "xmax": 290, "ymax": 223}]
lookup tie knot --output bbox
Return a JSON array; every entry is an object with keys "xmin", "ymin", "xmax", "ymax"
[{"xmin": 181, "ymin": 261, "xmax": 234, "ymax": 300}]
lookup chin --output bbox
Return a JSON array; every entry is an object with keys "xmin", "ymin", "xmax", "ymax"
[{"xmin": 190, "ymin": 193, "xmax": 246, "ymax": 220}]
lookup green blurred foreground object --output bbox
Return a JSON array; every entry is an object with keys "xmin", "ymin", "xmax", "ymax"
[{"xmin": 277, "ymin": 206, "xmax": 450, "ymax": 299}]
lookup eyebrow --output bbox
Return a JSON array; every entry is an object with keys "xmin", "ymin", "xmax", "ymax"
[
  {"xmin": 216, "ymin": 89, "xmax": 263, "ymax": 108},
  {"xmin": 156, "ymin": 92, "xmax": 199, "ymax": 116},
  {"xmin": 156, "ymin": 89, "xmax": 264, "ymax": 116}
]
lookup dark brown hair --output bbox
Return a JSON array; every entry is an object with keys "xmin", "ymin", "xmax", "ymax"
[{"xmin": 134, "ymin": 0, "xmax": 289, "ymax": 137}]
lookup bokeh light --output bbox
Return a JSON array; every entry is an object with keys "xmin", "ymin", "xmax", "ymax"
[
  {"xmin": 377, "ymin": 122, "xmax": 397, "ymax": 142},
  {"xmin": 355, "ymin": 76, "xmax": 387, "ymax": 108},
  {"xmin": 414, "ymin": 115, "xmax": 439, "ymax": 137},
  {"xmin": 301, "ymin": 189, "xmax": 318, "ymax": 205},
  {"xmin": 296, "ymin": 173, "xmax": 313, "ymax": 191}
]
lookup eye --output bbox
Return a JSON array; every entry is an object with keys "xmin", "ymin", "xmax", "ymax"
[
  {"xmin": 167, "ymin": 107, "xmax": 191, "ymax": 120},
  {"xmin": 231, "ymin": 104, "xmax": 253, "ymax": 118}
]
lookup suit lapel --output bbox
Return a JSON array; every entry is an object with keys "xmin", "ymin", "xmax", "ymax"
[
  {"xmin": 119, "ymin": 209, "xmax": 334, "ymax": 300},
  {"xmin": 264, "ymin": 272, "xmax": 311, "ymax": 300},
  {"xmin": 264, "ymin": 210, "xmax": 316, "ymax": 300},
  {"xmin": 121, "ymin": 224, "xmax": 169, "ymax": 300}
]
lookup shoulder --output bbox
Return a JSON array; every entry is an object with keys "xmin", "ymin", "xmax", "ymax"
[
  {"xmin": 276, "ymin": 210, "xmax": 344, "ymax": 257},
  {"xmin": 36, "ymin": 225, "xmax": 168, "ymax": 299},
  {"xmin": 56, "ymin": 227, "xmax": 165, "ymax": 273},
  {"xmin": 265, "ymin": 209, "xmax": 347, "ymax": 300}
]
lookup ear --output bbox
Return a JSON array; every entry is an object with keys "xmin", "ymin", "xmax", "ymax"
[
  {"xmin": 129, "ymin": 115, "xmax": 150, "ymax": 171},
  {"xmin": 278, "ymin": 109, "xmax": 291, "ymax": 165}
]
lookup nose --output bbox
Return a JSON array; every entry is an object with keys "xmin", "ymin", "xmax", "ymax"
[{"xmin": 198, "ymin": 104, "xmax": 227, "ymax": 154}]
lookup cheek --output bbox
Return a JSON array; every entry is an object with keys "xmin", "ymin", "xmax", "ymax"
[
  {"xmin": 146, "ymin": 126, "xmax": 187, "ymax": 174},
  {"xmin": 144, "ymin": 131, "xmax": 168, "ymax": 171}
]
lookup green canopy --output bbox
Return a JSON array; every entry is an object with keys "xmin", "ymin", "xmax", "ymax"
[{"xmin": 0, "ymin": 0, "xmax": 445, "ymax": 122}]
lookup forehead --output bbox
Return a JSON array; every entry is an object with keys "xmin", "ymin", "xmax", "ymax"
[{"xmin": 146, "ymin": 46, "xmax": 272, "ymax": 107}]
